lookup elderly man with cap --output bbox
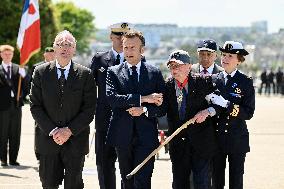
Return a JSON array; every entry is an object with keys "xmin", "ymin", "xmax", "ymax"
[
  {"xmin": 205, "ymin": 41, "xmax": 255, "ymax": 189},
  {"xmin": 165, "ymin": 50, "xmax": 223, "ymax": 189},
  {"xmin": 191, "ymin": 39, "xmax": 223, "ymax": 75},
  {"xmin": 90, "ymin": 22, "xmax": 133, "ymax": 189},
  {"xmin": 30, "ymin": 30, "xmax": 96, "ymax": 189}
]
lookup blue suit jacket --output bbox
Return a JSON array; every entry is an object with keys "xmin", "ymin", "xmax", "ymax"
[{"xmin": 106, "ymin": 61, "xmax": 166, "ymax": 148}]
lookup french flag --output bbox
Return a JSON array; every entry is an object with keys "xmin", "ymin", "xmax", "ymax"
[{"xmin": 17, "ymin": 0, "xmax": 41, "ymax": 65}]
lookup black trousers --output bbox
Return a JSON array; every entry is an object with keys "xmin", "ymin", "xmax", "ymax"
[
  {"xmin": 116, "ymin": 140, "xmax": 155, "ymax": 189},
  {"xmin": 95, "ymin": 131, "xmax": 117, "ymax": 189},
  {"xmin": 0, "ymin": 101, "xmax": 22, "ymax": 163},
  {"xmin": 212, "ymin": 152, "xmax": 246, "ymax": 189},
  {"xmin": 170, "ymin": 138, "xmax": 211, "ymax": 189},
  {"xmin": 39, "ymin": 149, "xmax": 85, "ymax": 189}
]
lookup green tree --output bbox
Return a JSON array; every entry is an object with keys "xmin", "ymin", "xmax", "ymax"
[
  {"xmin": 0, "ymin": 0, "xmax": 58, "ymax": 66},
  {"xmin": 54, "ymin": 2, "xmax": 95, "ymax": 54}
]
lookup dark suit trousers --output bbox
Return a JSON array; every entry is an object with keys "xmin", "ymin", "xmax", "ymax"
[
  {"xmin": 0, "ymin": 100, "xmax": 22, "ymax": 163},
  {"xmin": 39, "ymin": 148, "xmax": 85, "ymax": 189},
  {"xmin": 170, "ymin": 139, "xmax": 211, "ymax": 189},
  {"xmin": 116, "ymin": 140, "xmax": 155, "ymax": 189},
  {"xmin": 95, "ymin": 131, "xmax": 117, "ymax": 189},
  {"xmin": 212, "ymin": 153, "xmax": 246, "ymax": 189}
]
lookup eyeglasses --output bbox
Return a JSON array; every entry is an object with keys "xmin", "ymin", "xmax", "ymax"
[
  {"xmin": 168, "ymin": 64, "xmax": 184, "ymax": 70},
  {"xmin": 56, "ymin": 43, "xmax": 75, "ymax": 49}
]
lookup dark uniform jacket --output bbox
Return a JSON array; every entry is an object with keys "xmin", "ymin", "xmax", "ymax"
[
  {"xmin": 30, "ymin": 61, "xmax": 96, "ymax": 155},
  {"xmin": 165, "ymin": 73, "xmax": 221, "ymax": 158},
  {"xmin": 0, "ymin": 63, "xmax": 28, "ymax": 111},
  {"xmin": 214, "ymin": 71, "xmax": 255, "ymax": 154},
  {"xmin": 90, "ymin": 50, "xmax": 116, "ymax": 132},
  {"xmin": 106, "ymin": 61, "xmax": 166, "ymax": 148}
]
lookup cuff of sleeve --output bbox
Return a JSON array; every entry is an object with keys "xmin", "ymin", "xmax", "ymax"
[
  {"xmin": 207, "ymin": 107, "xmax": 216, "ymax": 117},
  {"xmin": 49, "ymin": 127, "xmax": 58, "ymax": 136}
]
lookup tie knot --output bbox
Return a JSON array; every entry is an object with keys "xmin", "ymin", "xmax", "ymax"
[
  {"xmin": 227, "ymin": 75, "xmax": 231, "ymax": 79},
  {"xmin": 116, "ymin": 54, "xmax": 120, "ymax": 60},
  {"xmin": 131, "ymin": 66, "xmax": 137, "ymax": 72},
  {"xmin": 59, "ymin": 68, "xmax": 65, "ymax": 77},
  {"xmin": 202, "ymin": 69, "xmax": 208, "ymax": 74}
]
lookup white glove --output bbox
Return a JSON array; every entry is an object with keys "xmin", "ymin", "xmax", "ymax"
[
  {"xmin": 18, "ymin": 67, "xmax": 26, "ymax": 78},
  {"xmin": 205, "ymin": 93, "xmax": 214, "ymax": 103},
  {"xmin": 209, "ymin": 94, "xmax": 229, "ymax": 108}
]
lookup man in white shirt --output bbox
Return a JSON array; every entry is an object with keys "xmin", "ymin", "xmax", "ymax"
[{"xmin": 0, "ymin": 44, "xmax": 27, "ymax": 167}]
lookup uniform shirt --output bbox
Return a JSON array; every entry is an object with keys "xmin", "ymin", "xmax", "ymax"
[
  {"xmin": 200, "ymin": 63, "xmax": 215, "ymax": 74},
  {"xmin": 112, "ymin": 48, "xmax": 124, "ymax": 65},
  {"xmin": 223, "ymin": 69, "xmax": 237, "ymax": 85}
]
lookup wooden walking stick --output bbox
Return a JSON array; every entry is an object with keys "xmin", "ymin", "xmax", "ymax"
[{"xmin": 126, "ymin": 117, "xmax": 196, "ymax": 179}]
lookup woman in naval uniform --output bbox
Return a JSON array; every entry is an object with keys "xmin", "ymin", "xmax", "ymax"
[{"xmin": 206, "ymin": 41, "xmax": 255, "ymax": 189}]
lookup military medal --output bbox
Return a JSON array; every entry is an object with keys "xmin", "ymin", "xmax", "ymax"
[{"xmin": 177, "ymin": 92, "xmax": 183, "ymax": 103}]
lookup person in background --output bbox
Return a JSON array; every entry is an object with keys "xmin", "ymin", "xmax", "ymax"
[
  {"xmin": 90, "ymin": 22, "xmax": 132, "ymax": 189},
  {"xmin": 276, "ymin": 67, "xmax": 283, "ymax": 95},
  {"xmin": 29, "ymin": 47, "xmax": 55, "ymax": 162},
  {"xmin": 0, "ymin": 44, "xmax": 28, "ymax": 167},
  {"xmin": 207, "ymin": 41, "xmax": 255, "ymax": 189},
  {"xmin": 191, "ymin": 39, "xmax": 223, "ymax": 75},
  {"xmin": 191, "ymin": 39, "xmax": 223, "ymax": 188}
]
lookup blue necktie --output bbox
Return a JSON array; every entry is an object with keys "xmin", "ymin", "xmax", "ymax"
[
  {"xmin": 179, "ymin": 88, "xmax": 187, "ymax": 120},
  {"xmin": 131, "ymin": 66, "xmax": 138, "ymax": 93}
]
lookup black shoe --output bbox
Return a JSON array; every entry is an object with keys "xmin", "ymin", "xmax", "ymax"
[
  {"xmin": 9, "ymin": 161, "xmax": 20, "ymax": 166},
  {"xmin": 1, "ymin": 161, "xmax": 8, "ymax": 166}
]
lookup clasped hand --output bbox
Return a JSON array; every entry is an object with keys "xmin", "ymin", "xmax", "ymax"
[{"xmin": 52, "ymin": 127, "xmax": 72, "ymax": 145}]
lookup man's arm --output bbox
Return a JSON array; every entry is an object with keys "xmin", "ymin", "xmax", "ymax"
[
  {"xmin": 106, "ymin": 68, "xmax": 141, "ymax": 109},
  {"xmin": 30, "ymin": 68, "xmax": 58, "ymax": 135},
  {"xmin": 67, "ymin": 70, "xmax": 97, "ymax": 136}
]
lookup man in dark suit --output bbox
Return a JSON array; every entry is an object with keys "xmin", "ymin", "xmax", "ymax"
[
  {"xmin": 90, "ymin": 22, "xmax": 132, "ymax": 189},
  {"xmin": 165, "ymin": 50, "xmax": 221, "ymax": 189},
  {"xmin": 190, "ymin": 39, "xmax": 223, "ymax": 188},
  {"xmin": 106, "ymin": 30, "xmax": 165, "ymax": 189},
  {"xmin": 191, "ymin": 39, "xmax": 223, "ymax": 75},
  {"xmin": 30, "ymin": 30, "xmax": 96, "ymax": 189},
  {"xmin": 29, "ymin": 47, "xmax": 55, "ymax": 161},
  {"xmin": 0, "ymin": 44, "xmax": 28, "ymax": 167}
]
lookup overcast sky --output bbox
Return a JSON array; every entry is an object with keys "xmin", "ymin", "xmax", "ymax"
[{"xmin": 54, "ymin": 0, "xmax": 284, "ymax": 33}]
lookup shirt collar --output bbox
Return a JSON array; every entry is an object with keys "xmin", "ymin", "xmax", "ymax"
[
  {"xmin": 223, "ymin": 69, "xmax": 238, "ymax": 78},
  {"xmin": 200, "ymin": 63, "xmax": 215, "ymax": 74},
  {"xmin": 55, "ymin": 60, "xmax": 72, "ymax": 71},
  {"xmin": 127, "ymin": 61, "xmax": 141, "ymax": 72},
  {"xmin": 112, "ymin": 48, "xmax": 124, "ymax": 59},
  {"xmin": 2, "ymin": 62, "xmax": 12, "ymax": 69}
]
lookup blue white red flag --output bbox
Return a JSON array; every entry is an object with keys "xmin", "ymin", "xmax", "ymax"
[{"xmin": 17, "ymin": 0, "xmax": 41, "ymax": 65}]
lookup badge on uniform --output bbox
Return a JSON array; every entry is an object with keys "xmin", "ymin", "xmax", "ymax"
[
  {"xmin": 230, "ymin": 104, "xmax": 239, "ymax": 117},
  {"xmin": 99, "ymin": 67, "xmax": 105, "ymax": 72},
  {"xmin": 235, "ymin": 88, "xmax": 241, "ymax": 94},
  {"xmin": 232, "ymin": 83, "xmax": 238, "ymax": 88}
]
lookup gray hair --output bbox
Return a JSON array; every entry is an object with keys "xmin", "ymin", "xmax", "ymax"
[{"xmin": 53, "ymin": 30, "xmax": 77, "ymax": 47}]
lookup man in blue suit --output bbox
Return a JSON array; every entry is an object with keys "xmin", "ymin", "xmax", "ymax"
[
  {"xmin": 90, "ymin": 22, "xmax": 132, "ymax": 189},
  {"xmin": 106, "ymin": 30, "xmax": 166, "ymax": 189}
]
